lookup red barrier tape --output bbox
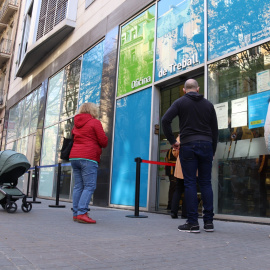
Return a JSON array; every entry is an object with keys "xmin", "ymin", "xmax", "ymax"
[{"xmin": 141, "ymin": 160, "xmax": 175, "ymax": 166}]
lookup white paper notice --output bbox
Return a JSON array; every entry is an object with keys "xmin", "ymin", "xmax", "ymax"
[
  {"xmin": 231, "ymin": 97, "xmax": 247, "ymax": 128},
  {"xmin": 231, "ymin": 111, "xmax": 247, "ymax": 128},
  {"xmin": 231, "ymin": 97, "xmax": 247, "ymax": 113},
  {"xmin": 257, "ymin": 70, "xmax": 270, "ymax": 93},
  {"xmin": 214, "ymin": 102, "xmax": 228, "ymax": 129}
]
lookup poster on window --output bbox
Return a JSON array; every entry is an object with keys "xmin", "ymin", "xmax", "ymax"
[
  {"xmin": 214, "ymin": 102, "xmax": 228, "ymax": 129},
  {"xmin": 256, "ymin": 70, "xmax": 270, "ymax": 93},
  {"xmin": 248, "ymin": 91, "xmax": 270, "ymax": 129},
  {"xmin": 117, "ymin": 6, "xmax": 156, "ymax": 96},
  {"xmin": 155, "ymin": 0, "xmax": 204, "ymax": 81},
  {"xmin": 231, "ymin": 97, "xmax": 247, "ymax": 128},
  {"xmin": 208, "ymin": 0, "xmax": 270, "ymax": 60}
]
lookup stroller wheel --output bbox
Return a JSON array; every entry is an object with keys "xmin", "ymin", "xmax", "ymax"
[
  {"xmin": 21, "ymin": 202, "xmax": 32, "ymax": 213},
  {"xmin": 5, "ymin": 202, "xmax": 17, "ymax": 213}
]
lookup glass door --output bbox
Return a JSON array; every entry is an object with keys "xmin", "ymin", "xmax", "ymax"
[{"xmin": 157, "ymin": 75, "xmax": 204, "ymax": 216}]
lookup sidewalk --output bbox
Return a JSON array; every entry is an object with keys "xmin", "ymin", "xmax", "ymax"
[{"xmin": 0, "ymin": 199, "xmax": 269, "ymax": 270}]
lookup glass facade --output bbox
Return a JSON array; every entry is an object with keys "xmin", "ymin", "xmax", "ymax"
[
  {"xmin": 39, "ymin": 42, "xmax": 104, "ymax": 200},
  {"xmin": 44, "ymin": 71, "xmax": 64, "ymax": 127},
  {"xmin": 39, "ymin": 124, "xmax": 58, "ymax": 197},
  {"xmin": 208, "ymin": 0, "xmax": 270, "ymax": 60},
  {"xmin": 6, "ymin": 86, "xmax": 41, "ymax": 191},
  {"xmin": 7, "ymin": 87, "xmax": 41, "ymax": 143},
  {"xmin": 79, "ymin": 41, "xmax": 104, "ymax": 105},
  {"xmin": 208, "ymin": 42, "xmax": 270, "ymax": 217},
  {"xmin": 5, "ymin": 0, "xmax": 270, "ymax": 221}
]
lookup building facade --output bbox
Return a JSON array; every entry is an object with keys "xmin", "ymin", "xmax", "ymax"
[
  {"xmin": 5, "ymin": 0, "xmax": 270, "ymax": 223},
  {"xmin": 0, "ymin": 0, "xmax": 19, "ymax": 149}
]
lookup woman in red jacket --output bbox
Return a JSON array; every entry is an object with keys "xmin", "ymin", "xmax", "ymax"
[{"xmin": 69, "ymin": 102, "xmax": 108, "ymax": 224}]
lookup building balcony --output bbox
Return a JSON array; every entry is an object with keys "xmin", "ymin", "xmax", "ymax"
[
  {"xmin": 0, "ymin": 0, "xmax": 18, "ymax": 24},
  {"xmin": 16, "ymin": 0, "xmax": 78, "ymax": 78},
  {"xmin": 0, "ymin": 38, "xmax": 11, "ymax": 66}
]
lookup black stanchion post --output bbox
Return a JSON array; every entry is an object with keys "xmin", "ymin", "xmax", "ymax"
[
  {"xmin": 126, "ymin": 157, "xmax": 148, "ymax": 218},
  {"xmin": 49, "ymin": 163, "xmax": 65, "ymax": 208},
  {"xmin": 26, "ymin": 171, "xmax": 32, "ymax": 198},
  {"xmin": 29, "ymin": 166, "xmax": 41, "ymax": 204}
]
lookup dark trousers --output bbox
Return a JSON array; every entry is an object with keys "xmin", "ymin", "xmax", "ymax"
[
  {"xmin": 180, "ymin": 141, "xmax": 214, "ymax": 224},
  {"xmin": 167, "ymin": 176, "xmax": 177, "ymax": 208},
  {"xmin": 171, "ymin": 178, "xmax": 187, "ymax": 217}
]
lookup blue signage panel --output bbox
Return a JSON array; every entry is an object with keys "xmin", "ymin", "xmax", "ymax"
[
  {"xmin": 155, "ymin": 0, "xmax": 204, "ymax": 81},
  {"xmin": 248, "ymin": 91, "xmax": 270, "ymax": 129},
  {"xmin": 111, "ymin": 88, "xmax": 151, "ymax": 207},
  {"xmin": 78, "ymin": 41, "xmax": 104, "ymax": 106},
  {"xmin": 208, "ymin": 0, "xmax": 270, "ymax": 61}
]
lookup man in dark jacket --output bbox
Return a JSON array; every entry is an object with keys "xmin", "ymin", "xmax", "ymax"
[{"xmin": 162, "ymin": 79, "xmax": 218, "ymax": 233}]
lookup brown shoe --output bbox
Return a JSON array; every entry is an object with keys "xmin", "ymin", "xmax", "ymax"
[{"xmin": 77, "ymin": 213, "xmax": 96, "ymax": 224}]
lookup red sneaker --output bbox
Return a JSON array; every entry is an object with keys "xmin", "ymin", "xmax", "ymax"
[
  {"xmin": 77, "ymin": 213, "xmax": 96, "ymax": 224},
  {"xmin": 73, "ymin": 216, "xmax": 78, "ymax": 222}
]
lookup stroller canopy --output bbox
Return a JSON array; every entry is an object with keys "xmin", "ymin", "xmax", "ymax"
[{"xmin": 0, "ymin": 150, "xmax": 31, "ymax": 177}]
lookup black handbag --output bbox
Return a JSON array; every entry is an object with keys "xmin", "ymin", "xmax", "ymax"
[{"xmin": 60, "ymin": 137, "xmax": 73, "ymax": 161}]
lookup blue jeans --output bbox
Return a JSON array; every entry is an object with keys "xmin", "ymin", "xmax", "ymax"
[
  {"xmin": 71, "ymin": 160, "xmax": 98, "ymax": 216},
  {"xmin": 179, "ymin": 141, "xmax": 214, "ymax": 224}
]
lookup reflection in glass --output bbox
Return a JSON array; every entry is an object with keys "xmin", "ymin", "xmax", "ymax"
[
  {"xmin": 208, "ymin": 42, "xmax": 270, "ymax": 217},
  {"xmin": 59, "ymin": 165, "xmax": 72, "ymax": 200},
  {"xmin": 39, "ymin": 167, "xmax": 55, "ymax": 197},
  {"xmin": 57, "ymin": 119, "xmax": 74, "ymax": 199},
  {"xmin": 12, "ymin": 137, "xmax": 28, "ymax": 191},
  {"xmin": 7, "ymin": 102, "xmax": 25, "ymax": 142},
  {"xmin": 117, "ymin": 6, "xmax": 156, "ymax": 96},
  {"xmin": 57, "ymin": 119, "xmax": 74, "ymax": 162},
  {"xmin": 5, "ymin": 141, "xmax": 16, "ymax": 151},
  {"xmin": 21, "ymin": 95, "xmax": 31, "ymax": 137},
  {"xmin": 17, "ymin": 137, "xmax": 28, "ymax": 156},
  {"xmin": 40, "ymin": 125, "xmax": 58, "ymax": 166},
  {"xmin": 208, "ymin": 0, "xmax": 270, "ymax": 60},
  {"xmin": 44, "ymin": 71, "xmax": 64, "ymax": 127},
  {"xmin": 7, "ymin": 104, "xmax": 19, "ymax": 143},
  {"xmin": 39, "ymin": 125, "xmax": 58, "ymax": 197},
  {"xmin": 7, "ymin": 87, "xmax": 41, "ymax": 144},
  {"xmin": 79, "ymin": 42, "xmax": 104, "ymax": 106},
  {"xmin": 29, "ymin": 87, "xmax": 41, "ymax": 134},
  {"xmin": 60, "ymin": 58, "xmax": 81, "ymax": 121},
  {"xmin": 155, "ymin": 0, "xmax": 204, "ymax": 81}
]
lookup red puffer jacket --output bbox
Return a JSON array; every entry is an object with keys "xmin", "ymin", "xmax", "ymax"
[{"xmin": 69, "ymin": 113, "xmax": 108, "ymax": 162}]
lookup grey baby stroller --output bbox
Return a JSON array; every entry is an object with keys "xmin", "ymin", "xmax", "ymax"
[{"xmin": 0, "ymin": 150, "xmax": 32, "ymax": 213}]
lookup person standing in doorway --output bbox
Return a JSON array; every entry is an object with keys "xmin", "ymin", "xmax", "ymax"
[
  {"xmin": 162, "ymin": 78, "xmax": 218, "ymax": 233},
  {"xmin": 170, "ymin": 135, "xmax": 187, "ymax": 219},
  {"xmin": 165, "ymin": 146, "xmax": 177, "ymax": 210},
  {"xmin": 70, "ymin": 102, "xmax": 108, "ymax": 224}
]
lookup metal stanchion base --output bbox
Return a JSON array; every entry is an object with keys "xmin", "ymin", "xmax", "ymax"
[
  {"xmin": 126, "ymin": 215, "xmax": 148, "ymax": 218},
  {"xmin": 49, "ymin": 205, "xmax": 66, "ymax": 208}
]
